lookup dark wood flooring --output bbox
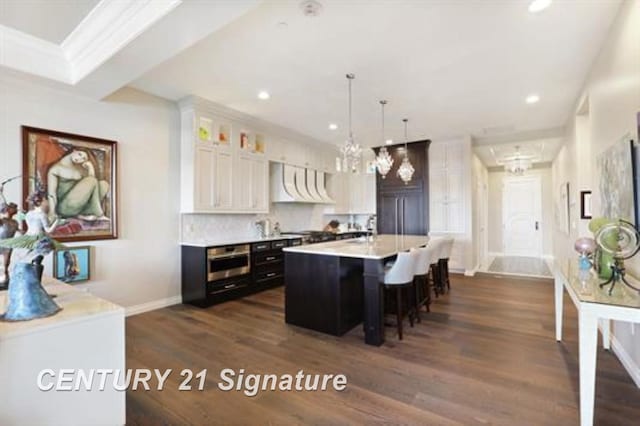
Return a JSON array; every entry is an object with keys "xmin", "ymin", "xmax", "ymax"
[{"xmin": 126, "ymin": 274, "xmax": 640, "ymax": 425}]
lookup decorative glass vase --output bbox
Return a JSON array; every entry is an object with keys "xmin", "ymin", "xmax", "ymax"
[{"xmin": 595, "ymin": 249, "xmax": 615, "ymax": 280}]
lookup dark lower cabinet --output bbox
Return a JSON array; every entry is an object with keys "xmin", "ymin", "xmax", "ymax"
[
  {"xmin": 252, "ymin": 243, "xmax": 285, "ymax": 291},
  {"xmin": 182, "ymin": 238, "xmax": 300, "ymax": 307},
  {"xmin": 374, "ymin": 140, "xmax": 430, "ymax": 235}
]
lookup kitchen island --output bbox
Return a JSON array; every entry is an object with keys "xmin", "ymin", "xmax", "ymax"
[{"xmin": 283, "ymin": 234, "xmax": 430, "ymax": 346}]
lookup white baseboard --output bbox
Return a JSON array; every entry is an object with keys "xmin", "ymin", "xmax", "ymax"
[
  {"xmin": 611, "ymin": 334, "xmax": 640, "ymax": 388},
  {"xmin": 464, "ymin": 263, "xmax": 480, "ymax": 277},
  {"xmin": 488, "ymin": 252, "xmax": 554, "ymax": 259},
  {"xmin": 125, "ymin": 295, "xmax": 182, "ymax": 317}
]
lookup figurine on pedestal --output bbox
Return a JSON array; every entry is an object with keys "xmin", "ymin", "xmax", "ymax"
[
  {"xmin": 0, "ymin": 179, "xmax": 22, "ymax": 287},
  {"xmin": 0, "ymin": 190, "xmax": 64, "ymax": 321}
]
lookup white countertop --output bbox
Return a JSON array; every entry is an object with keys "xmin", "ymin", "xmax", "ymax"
[
  {"xmin": 283, "ymin": 234, "xmax": 429, "ymax": 259},
  {"xmin": 0, "ymin": 277, "xmax": 124, "ymax": 340},
  {"xmin": 180, "ymin": 234, "xmax": 304, "ymax": 247}
]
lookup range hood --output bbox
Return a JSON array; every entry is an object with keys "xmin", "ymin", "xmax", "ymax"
[
  {"xmin": 271, "ymin": 163, "xmax": 333, "ymax": 204},
  {"xmin": 316, "ymin": 171, "xmax": 335, "ymax": 203},
  {"xmin": 306, "ymin": 169, "xmax": 324, "ymax": 201}
]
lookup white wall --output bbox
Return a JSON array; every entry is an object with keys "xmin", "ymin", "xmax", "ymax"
[
  {"xmin": 0, "ymin": 75, "xmax": 182, "ymax": 310},
  {"xmin": 551, "ymin": 0, "xmax": 640, "ymax": 386},
  {"xmin": 487, "ymin": 167, "xmax": 554, "ymax": 257}
]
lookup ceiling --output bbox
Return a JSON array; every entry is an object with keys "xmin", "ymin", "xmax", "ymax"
[
  {"xmin": 0, "ymin": 0, "xmax": 99, "ymax": 44},
  {"xmin": 474, "ymin": 136, "xmax": 563, "ymax": 168},
  {"xmin": 132, "ymin": 0, "xmax": 622, "ymax": 147}
]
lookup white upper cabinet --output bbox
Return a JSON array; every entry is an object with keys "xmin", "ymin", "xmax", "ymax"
[
  {"xmin": 180, "ymin": 99, "xmax": 268, "ymax": 214},
  {"xmin": 180, "ymin": 97, "xmax": 338, "ymax": 213},
  {"xmin": 215, "ymin": 147, "xmax": 234, "ymax": 210},
  {"xmin": 429, "ymin": 140, "xmax": 468, "ymax": 233}
]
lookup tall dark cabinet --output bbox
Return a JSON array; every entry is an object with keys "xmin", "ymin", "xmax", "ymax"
[{"xmin": 373, "ymin": 140, "xmax": 430, "ymax": 235}]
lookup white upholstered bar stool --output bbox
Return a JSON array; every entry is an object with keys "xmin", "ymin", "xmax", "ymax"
[
  {"xmin": 383, "ymin": 250, "xmax": 418, "ymax": 340},
  {"xmin": 413, "ymin": 246, "xmax": 433, "ymax": 321}
]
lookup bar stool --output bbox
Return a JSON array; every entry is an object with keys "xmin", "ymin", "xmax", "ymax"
[
  {"xmin": 413, "ymin": 246, "xmax": 433, "ymax": 321},
  {"xmin": 428, "ymin": 237, "xmax": 445, "ymax": 297},
  {"xmin": 438, "ymin": 238, "xmax": 454, "ymax": 293},
  {"xmin": 383, "ymin": 250, "xmax": 418, "ymax": 340}
]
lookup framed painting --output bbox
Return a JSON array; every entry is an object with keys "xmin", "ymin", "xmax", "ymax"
[
  {"xmin": 53, "ymin": 246, "xmax": 91, "ymax": 284},
  {"xmin": 22, "ymin": 126, "xmax": 118, "ymax": 242},
  {"xmin": 597, "ymin": 134, "xmax": 636, "ymax": 225},
  {"xmin": 580, "ymin": 190, "xmax": 592, "ymax": 219}
]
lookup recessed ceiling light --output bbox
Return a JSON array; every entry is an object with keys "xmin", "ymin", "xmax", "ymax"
[
  {"xmin": 526, "ymin": 94, "xmax": 540, "ymax": 104},
  {"xmin": 528, "ymin": 0, "xmax": 552, "ymax": 13},
  {"xmin": 328, "ymin": 123, "xmax": 338, "ymax": 130},
  {"xmin": 257, "ymin": 91, "xmax": 270, "ymax": 100},
  {"xmin": 385, "ymin": 139, "xmax": 393, "ymax": 145}
]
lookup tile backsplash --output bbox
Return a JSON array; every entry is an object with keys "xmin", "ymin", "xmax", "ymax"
[
  {"xmin": 181, "ymin": 203, "xmax": 326, "ymax": 243},
  {"xmin": 181, "ymin": 204, "xmax": 373, "ymax": 243}
]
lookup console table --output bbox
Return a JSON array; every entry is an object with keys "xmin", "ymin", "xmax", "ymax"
[
  {"xmin": 0, "ymin": 278, "xmax": 125, "ymax": 425},
  {"xmin": 554, "ymin": 260, "xmax": 640, "ymax": 426}
]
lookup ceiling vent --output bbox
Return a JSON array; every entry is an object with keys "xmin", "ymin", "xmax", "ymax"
[{"xmin": 300, "ymin": 0, "xmax": 323, "ymax": 17}]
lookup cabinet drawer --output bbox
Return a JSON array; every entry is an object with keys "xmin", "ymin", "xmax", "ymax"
[
  {"xmin": 289, "ymin": 239, "xmax": 302, "ymax": 246},
  {"xmin": 254, "ymin": 252, "xmax": 283, "ymax": 266},
  {"xmin": 255, "ymin": 270, "xmax": 283, "ymax": 282},
  {"xmin": 252, "ymin": 242, "xmax": 272, "ymax": 252},
  {"xmin": 207, "ymin": 277, "xmax": 250, "ymax": 295},
  {"xmin": 271, "ymin": 240, "xmax": 288, "ymax": 249}
]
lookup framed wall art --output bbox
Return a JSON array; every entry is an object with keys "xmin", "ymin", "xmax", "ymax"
[
  {"xmin": 597, "ymin": 134, "xmax": 636, "ymax": 225},
  {"xmin": 53, "ymin": 246, "xmax": 91, "ymax": 284},
  {"xmin": 22, "ymin": 126, "xmax": 118, "ymax": 242},
  {"xmin": 580, "ymin": 190, "xmax": 592, "ymax": 219}
]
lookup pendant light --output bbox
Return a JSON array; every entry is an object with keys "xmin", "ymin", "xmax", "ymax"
[
  {"xmin": 374, "ymin": 100, "xmax": 394, "ymax": 178},
  {"xmin": 396, "ymin": 118, "xmax": 415, "ymax": 184},
  {"xmin": 340, "ymin": 73, "xmax": 362, "ymax": 173},
  {"xmin": 504, "ymin": 145, "xmax": 532, "ymax": 175}
]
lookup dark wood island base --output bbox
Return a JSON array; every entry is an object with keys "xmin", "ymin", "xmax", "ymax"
[
  {"xmin": 284, "ymin": 252, "xmax": 365, "ymax": 337},
  {"xmin": 283, "ymin": 235, "xmax": 430, "ymax": 346}
]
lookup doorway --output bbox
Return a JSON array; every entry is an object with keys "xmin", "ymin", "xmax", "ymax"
[{"xmin": 502, "ymin": 175, "xmax": 542, "ymax": 257}]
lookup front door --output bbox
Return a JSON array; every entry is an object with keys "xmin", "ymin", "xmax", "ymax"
[{"xmin": 502, "ymin": 176, "xmax": 542, "ymax": 257}]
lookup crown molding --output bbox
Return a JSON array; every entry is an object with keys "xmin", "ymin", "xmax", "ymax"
[
  {"xmin": 62, "ymin": 0, "xmax": 182, "ymax": 83},
  {"xmin": 0, "ymin": 0, "xmax": 181, "ymax": 85},
  {"xmin": 0, "ymin": 24, "xmax": 70, "ymax": 83}
]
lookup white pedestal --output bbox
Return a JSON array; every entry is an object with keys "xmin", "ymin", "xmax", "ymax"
[{"xmin": 0, "ymin": 278, "xmax": 125, "ymax": 425}]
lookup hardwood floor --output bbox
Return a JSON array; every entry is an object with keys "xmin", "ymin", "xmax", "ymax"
[{"xmin": 126, "ymin": 274, "xmax": 639, "ymax": 425}]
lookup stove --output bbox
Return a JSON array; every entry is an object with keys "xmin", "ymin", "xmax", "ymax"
[{"xmin": 282, "ymin": 231, "xmax": 337, "ymax": 245}]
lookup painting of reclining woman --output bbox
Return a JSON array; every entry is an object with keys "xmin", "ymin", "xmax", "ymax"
[{"xmin": 22, "ymin": 126, "xmax": 118, "ymax": 242}]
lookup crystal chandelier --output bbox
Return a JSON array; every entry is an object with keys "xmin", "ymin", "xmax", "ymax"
[
  {"xmin": 396, "ymin": 118, "xmax": 415, "ymax": 184},
  {"xmin": 504, "ymin": 146, "xmax": 532, "ymax": 175},
  {"xmin": 374, "ymin": 100, "xmax": 393, "ymax": 178},
  {"xmin": 340, "ymin": 73, "xmax": 362, "ymax": 173}
]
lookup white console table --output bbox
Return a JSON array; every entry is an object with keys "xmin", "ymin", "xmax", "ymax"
[
  {"xmin": 555, "ymin": 260, "xmax": 640, "ymax": 426},
  {"xmin": 0, "ymin": 278, "xmax": 125, "ymax": 425}
]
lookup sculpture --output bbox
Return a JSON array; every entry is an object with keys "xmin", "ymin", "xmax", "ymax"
[
  {"xmin": 0, "ymin": 190, "xmax": 64, "ymax": 321},
  {"xmin": 0, "ymin": 177, "xmax": 22, "ymax": 287}
]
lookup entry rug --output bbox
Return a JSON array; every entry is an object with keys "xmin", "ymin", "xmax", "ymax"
[{"xmin": 488, "ymin": 256, "xmax": 552, "ymax": 277}]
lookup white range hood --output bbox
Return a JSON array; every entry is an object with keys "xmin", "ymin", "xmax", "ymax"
[
  {"xmin": 306, "ymin": 169, "xmax": 324, "ymax": 202},
  {"xmin": 271, "ymin": 163, "xmax": 333, "ymax": 204},
  {"xmin": 316, "ymin": 171, "xmax": 335, "ymax": 203}
]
